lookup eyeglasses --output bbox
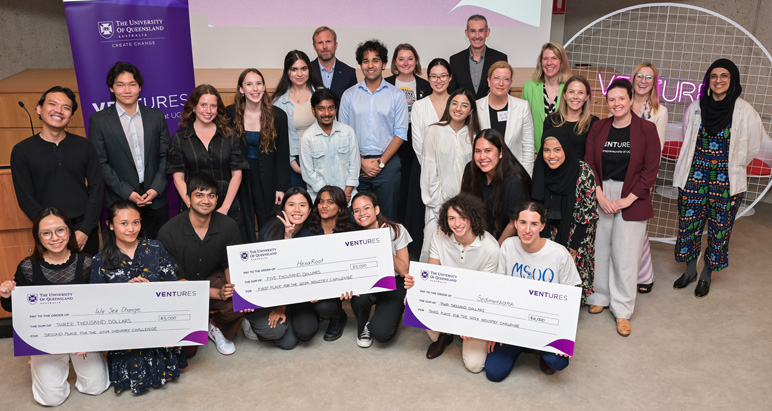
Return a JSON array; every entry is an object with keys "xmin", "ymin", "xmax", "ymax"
[
  {"xmin": 352, "ymin": 204, "xmax": 373, "ymax": 215},
  {"xmin": 490, "ymin": 76, "xmax": 511, "ymax": 84},
  {"xmin": 450, "ymin": 100, "xmax": 471, "ymax": 109},
  {"xmin": 635, "ymin": 74, "xmax": 653, "ymax": 81},
  {"xmin": 39, "ymin": 227, "xmax": 69, "ymax": 240},
  {"xmin": 710, "ymin": 73, "xmax": 730, "ymax": 81},
  {"xmin": 429, "ymin": 74, "xmax": 449, "ymax": 81}
]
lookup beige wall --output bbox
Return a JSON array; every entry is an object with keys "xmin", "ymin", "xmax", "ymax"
[{"xmin": 0, "ymin": 0, "xmax": 73, "ymax": 80}]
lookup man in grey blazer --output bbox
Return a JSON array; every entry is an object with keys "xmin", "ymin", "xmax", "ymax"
[
  {"xmin": 309, "ymin": 26, "xmax": 359, "ymax": 101},
  {"xmin": 90, "ymin": 61, "xmax": 170, "ymax": 239}
]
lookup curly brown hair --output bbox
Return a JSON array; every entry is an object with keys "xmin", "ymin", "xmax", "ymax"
[
  {"xmin": 437, "ymin": 194, "xmax": 487, "ymax": 238},
  {"xmin": 179, "ymin": 84, "xmax": 232, "ymax": 137}
]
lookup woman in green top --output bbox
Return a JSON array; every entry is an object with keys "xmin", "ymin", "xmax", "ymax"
[{"xmin": 521, "ymin": 42, "xmax": 571, "ymax": 153}]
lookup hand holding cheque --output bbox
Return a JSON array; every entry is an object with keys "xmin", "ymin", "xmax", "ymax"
[
  {"xmin": 404, "ymin": 262, "xmax": 581, "ymax": 356},
  {"xmin": 227, "ymin": 228, "xmax": 396, "ymax": 310}
]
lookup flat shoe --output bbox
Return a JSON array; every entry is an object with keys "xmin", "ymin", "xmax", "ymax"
[
  {"xmin": 695, "ymin": 279, "xmax": 710, "ymax": 298},
  {"xmin": 588, "ymin": 305, "xmax": 605, "ymax": 314},
  {"xmin": 539, "ymin": 355, "xmax": 556, "ymax": 375},
  {"xmin": 673, "ymin": 273, "xmax": 697, "ymax": 289},
  {"xmin": 426, "ymin": 333, "xmax": 453, "ymax": 359},
  {"xmin": 616, "ymin": 318, "xmax": 631, "ymax": 337}
]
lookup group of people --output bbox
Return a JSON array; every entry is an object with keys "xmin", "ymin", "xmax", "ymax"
[{"xmin": 2, "ymin": 13, "xmax": 765, "ymax": 406}]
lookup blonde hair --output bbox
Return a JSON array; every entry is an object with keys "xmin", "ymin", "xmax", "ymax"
[
  {"xmin": 532, "ymin": 42, "xmax": 570, "ymax": 84},
  {"xmin": 487, "ymin": 60, "xmax": 513, "ymax": 78},
  {"xmin": 548, "ymin": 75, "xmax": 594, "ymax": 135},
  {"xmin": 631, "ymin": 62, "xmax": 661, "ymax": 112}
]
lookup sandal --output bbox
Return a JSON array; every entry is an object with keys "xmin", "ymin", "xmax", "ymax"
[{"xmin": 637, "ymin": 283, "xmax": 653, "ymax": 294}]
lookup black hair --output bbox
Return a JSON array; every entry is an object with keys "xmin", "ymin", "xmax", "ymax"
[
  {"xmin": 272, "ymin": 50, "xmax": 323, "ymax": 102},
  {"xmin": 355, "ymin": 39, "xmax": 389, "ymax": 65},
  {"xmin": 31, "ymin": 207, "xmax": 79, "ymax": 261},
  {"xmin": 186, "ymin": 173, "xmax": 219, "ymax": 197},
  {"xmin": 306, "ymin": 186, "xmax": 353, "ymax": 234},
  {"xmin": 310, "ymin": 88, "xmax": 339, "ymax": 109},
  {"xmin": 106, "ymin": 61, "xmax": 144, "ymax": 100},
  {"xmin": 350, "ymin": 191, "xmax": 399, "ymax": 240},
  {"xmin": 427, "ymin": 58, "xmax": 452, "ymax": 78},
  {"xmin": 260, "ymin": 187, "xmax": 314, "ymax": 242},
  {"xmin": 37, "ymin": 86, "xmax": 78, "ymax": 113},
  {"xmin": 437, "ymin": 194, "xmax": 487, "ymax": 238},
  {"xmin": 606, "ymin": 78, "xmax": 633, "ymax": 99},
  {"xmin": 101, "ymin": 200, "xmax": 143, "ymax": 270},
  {"xmin": 461, "ymin": 129, "xmax": 532, "ymax": 236}
]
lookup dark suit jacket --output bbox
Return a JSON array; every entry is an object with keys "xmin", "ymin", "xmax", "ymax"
[
  {"xmin": 310, "ymin": 57, "xmax": 359, "ymax": 101},
  {"xmin": 89, "ymin": 104, "xmax": 170, "ymax": 210},
  {"xmin": 584, "ymin": 115, "xmax": 661, "ymax": 221},
  {"xmin": 449, "ymin": 46, "xmax": 508, "ymax": 100},
  {"xmin": 226, "ymin": 104, "xmax": 291, "ymax": 242}
]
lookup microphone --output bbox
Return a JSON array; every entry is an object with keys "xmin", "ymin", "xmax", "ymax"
[{"xmin": 18, "ymin": 101, "xmax": 35, "ymax": 136}]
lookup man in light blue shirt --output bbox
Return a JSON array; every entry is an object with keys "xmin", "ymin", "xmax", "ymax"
[
  {"xmin": 339, "ymin": 39, "xmax": 408, "ymax": 220},
  {"xmin": 300, "ymin": 88, "xmax": 360, "ymax": 202}
]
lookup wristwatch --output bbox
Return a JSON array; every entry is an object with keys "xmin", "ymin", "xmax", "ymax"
[{"xmin": 378, "ymin": 158, "xmax": 385, "ymax": 169}]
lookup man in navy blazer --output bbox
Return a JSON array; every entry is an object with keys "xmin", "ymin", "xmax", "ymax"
[
  {"xmin": 309, "ymin": 26, "xmax": 358, "ymax": 101},
  {"xmin": 90, "ymin": 61, "xmax": 170, "ymax": 239},
  {"xmin": 449, "ymin": 14, "xmax": 508, "ymax": 100}
]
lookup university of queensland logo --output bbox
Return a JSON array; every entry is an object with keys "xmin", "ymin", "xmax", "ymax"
[
  {"xmin": 240, "ymin": 251, "xmax": 249, "ymax": 262},
  {"xmin": 98, "ymin": 21, "xmax": 114, "ymax": 39},
  {"xmin": 421, "ymin": 270, "xmax": 429, "ymax": 280},
  {"xmin": 27, "ymin": 294, "xmax": 38, "ymax": 305}
]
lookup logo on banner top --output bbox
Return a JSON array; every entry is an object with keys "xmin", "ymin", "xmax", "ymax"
[
  {"xmin": 421, "ymin": 270, "xmax": 429, "ymax": 280},
  {"xmin": 240, "ymin": 252, "xmax": 249, "ymax": 262},
  {"xmin": 98, "ymin": 21, "xmax": 115, "ymax": 39},
  {"xmin": 27, "ymin": 294, "xmax": 38, "ymax": 304}
]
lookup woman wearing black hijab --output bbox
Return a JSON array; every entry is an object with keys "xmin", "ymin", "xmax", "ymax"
[
  {"xmin": 673, "ymin": 58, "xmax": 765, "ymax": 298},
  {"xmin": 532, "ymin": 127, "xmax": 598, "ymax": 304}
]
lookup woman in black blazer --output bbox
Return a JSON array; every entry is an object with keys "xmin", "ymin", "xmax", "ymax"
[
  {"xmin": 385, "ymin": 43, "xmax": 432, "ymax": 258},
  {"xmin": 227, "ymin": 68, "xmax": 291, "ymax": 241}
]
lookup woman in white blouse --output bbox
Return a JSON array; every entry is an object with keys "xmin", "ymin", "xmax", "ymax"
[{"xmin": 419, "ymin": 88, "xmax": 480, "ymax": 261}]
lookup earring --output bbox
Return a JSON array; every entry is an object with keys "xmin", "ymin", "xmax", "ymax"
[
  {"xmin": 499, "ymin": 155, "xmax": 503, "ymax": 159},
  {"xmin": 707, "ymin": 88, "xmax": 711, "ymax": 97}
]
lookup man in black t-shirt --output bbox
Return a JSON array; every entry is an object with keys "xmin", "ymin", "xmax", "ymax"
[
  {"xmin": 11, "ymin": 86, "xmax": 103, "ymax": 256},
  {"xmin": 158, "ymin": 173, "xmax": 243, "ymax": 357}
]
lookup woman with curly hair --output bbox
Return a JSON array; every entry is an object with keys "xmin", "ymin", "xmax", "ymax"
[
  {"xmin": 405, "ymin": 194, "xmax": 499, "ymax": 371},
  {"xmin": 167, "ymin": 84, "xmax": 248, "ymax": 230}
]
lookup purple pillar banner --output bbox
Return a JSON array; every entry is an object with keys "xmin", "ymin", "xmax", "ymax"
[{"xmin": 63, "ymin": 0, "xmax": 195, "ymax": 137}]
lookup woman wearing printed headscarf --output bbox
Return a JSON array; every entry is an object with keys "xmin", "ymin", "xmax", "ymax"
[
  {"xmin": 532, "ymin": 127, "xmax": 598, "ymax": 304},
  {"xmin": 672, "ymin": 59, "xmax": 765, "ymax": 298}
]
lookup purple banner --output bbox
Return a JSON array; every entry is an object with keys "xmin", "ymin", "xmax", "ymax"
[{"xmin": 63, "ymin": 0, "xmax": 195, "ymax": 137}]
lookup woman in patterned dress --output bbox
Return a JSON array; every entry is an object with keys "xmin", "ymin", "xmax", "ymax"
[
  {"xmin": 91, "ymin": 200, "xmax": 185, "ymax": 394},
  {"xmin": 531, "ymin": 127, "xmax": 598, "ymax": 304},
  {"xmin": 672, "ymin": 59, "xmax": 765, "ymax": 298}
]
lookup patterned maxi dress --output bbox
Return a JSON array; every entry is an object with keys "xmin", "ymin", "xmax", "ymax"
[{"xmin": 91, "ymin": 239, "xmax": 187, "ymax": 394}]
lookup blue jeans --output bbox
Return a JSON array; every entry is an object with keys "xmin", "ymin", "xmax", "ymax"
[
  {"xmin": 485, "ymin": 344, "xmax": 569, "ymax": 382},
  {"xmin": 358, "ymin": 155, "xmax": 401, "ymax": 221}
]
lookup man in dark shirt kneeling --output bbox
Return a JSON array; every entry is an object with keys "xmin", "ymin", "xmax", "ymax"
[{"xmin": 158, "ymin": 173, "xmax": 243, "ymax": 356}]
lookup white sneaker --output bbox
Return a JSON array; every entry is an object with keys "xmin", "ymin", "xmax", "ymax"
[
  {"xmin": 241, "ymin": 318, "xmax": 258, "ymax": 341},
  {"xmin": 356, "ymin": 321, "xmax": 372, "ymax": 348},
  {"xmin": 209, "ymin": 322, "xmax": 236, "ymax": 355}
]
